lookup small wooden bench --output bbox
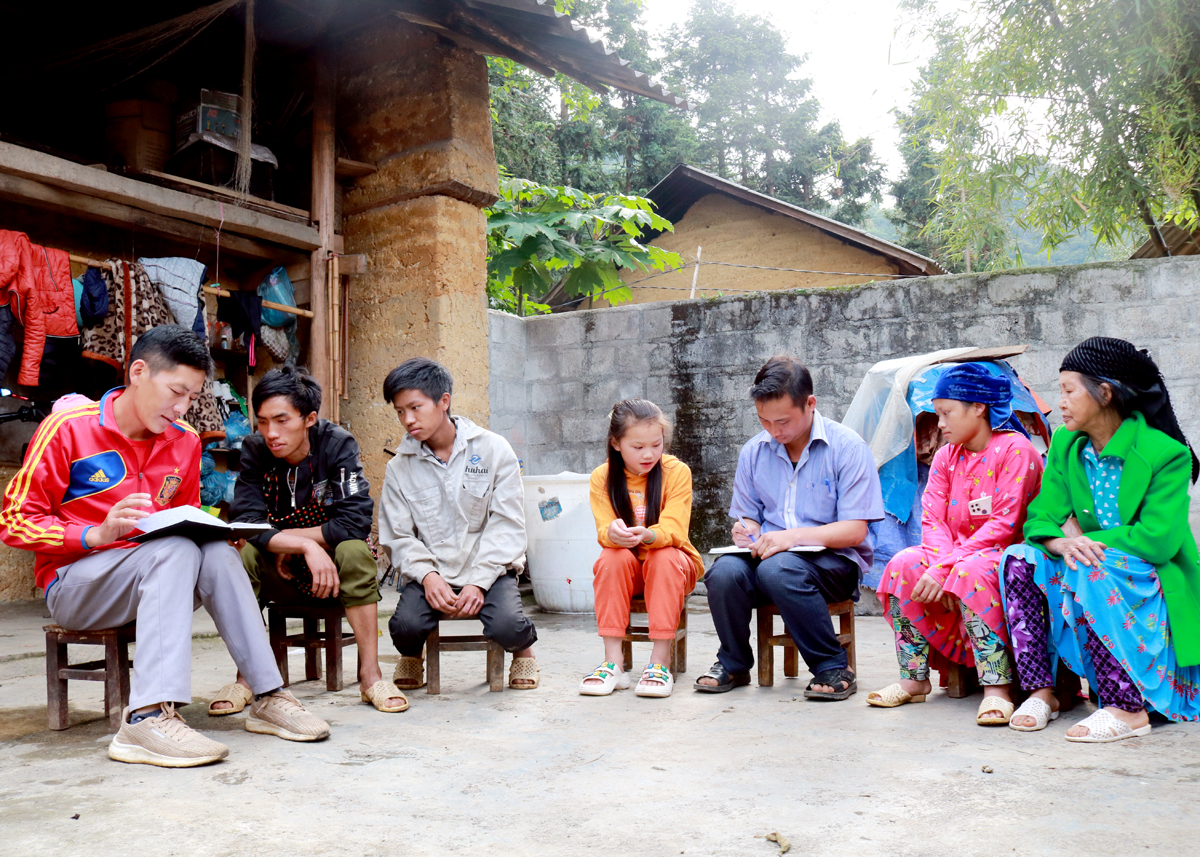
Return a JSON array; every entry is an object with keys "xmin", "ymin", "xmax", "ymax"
[
  {"xmin": 266, "ymin": 603, "xmax": 357, "ymax": 692},
  {"xmin": 756, "ymin": 600, "xmax": 856, "ymax": 687},
  {"xmin": 620, "ymin": 595, "xmax": 689, "ymax": 674},
  {"xmin": 44, "ymin": 623, "xmax": 135, "ymax": 732},
  {"xmin": 426, "ymin": 624, "xmax": 505, "ymax": 695}
]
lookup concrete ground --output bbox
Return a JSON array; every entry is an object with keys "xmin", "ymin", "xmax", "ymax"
[{"xmin": 2, "ymin": 591, "xmax": 1199, "ymax": 857}]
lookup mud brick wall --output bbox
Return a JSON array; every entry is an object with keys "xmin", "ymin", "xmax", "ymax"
[
  {"xmin": 339, "ymin": 18, "xmax": 498, "ymax": 502},
  {"xmin": 489, "ymin": 256, "xmax": 1200, "ymax": 555}
]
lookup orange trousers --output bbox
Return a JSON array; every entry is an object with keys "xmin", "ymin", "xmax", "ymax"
[{"xmin": 592, "ymin": 546, "xmax": 698, "ymax": 640}]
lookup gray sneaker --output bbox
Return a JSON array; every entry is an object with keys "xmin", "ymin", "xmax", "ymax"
[
  {"xmin": 246, "ymin": 690, "xmax": 330, "ymax": 742},
  {"xmin": 108, "ymin": 704, "xmax": 229, "ymax": 767}
]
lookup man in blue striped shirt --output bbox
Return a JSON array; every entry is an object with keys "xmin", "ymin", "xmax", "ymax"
[{"xmin": 695, "ymin": 356, "xmax": 883, "ymax": 700}]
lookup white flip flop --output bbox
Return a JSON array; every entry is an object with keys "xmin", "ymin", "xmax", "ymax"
[
  {"xmin": 1009, "ymin": 696, "xmax": 1061, "ymax": 732},
  {"xmin": 1065, "ymin": 708, "xmax": 1152, "ymax": 743},
  {"xmin": 579, "ymin": 662, "xmax": 631, "ymax": 696}
]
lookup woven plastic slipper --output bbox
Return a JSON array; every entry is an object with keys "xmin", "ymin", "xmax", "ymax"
[
  {"xmin": 392, "ymin": 656, "xmax": 425, "ymax": 690},
  {"xmin": 866, "ymin": 682, "xmax": 927, "ymax": 708},
  {"xmin": 509, "ymin": 657, "xmax": 540, "ymax": 689},
  {"xmin": 1009, "ymin": 696, "xmax": 1060, "ymax": 732},
  {"xmin": 208, "ymin": 682, "xmax": 253, "ymax": 716},
  {"xmin": 977, "ymin": 695, "xmax": 1015, "ymax": 726},
  {"xmin": 1065, "ymin": 708, "xmax": 1152, "ymax": 743},
  {"xmin": 361, "ymin": 679, "xmax": 409, "ymax": 713}
]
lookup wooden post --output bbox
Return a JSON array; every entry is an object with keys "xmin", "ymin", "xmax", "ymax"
[
  {"xmin": 689, "ymin": 245, "xmax": 702, "ymax": 298},
  {"xmin": 310, "ymin": 38, "xmax": 336, "ymax": 413},
  {"xmin": 330, "ymin": 251, "xmax": 341, "ymax": 423}
]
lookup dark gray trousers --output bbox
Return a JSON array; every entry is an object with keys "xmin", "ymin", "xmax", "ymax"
[{"xmin": 388, "ymin": 571, "xmax": 538, "ymax": 656}]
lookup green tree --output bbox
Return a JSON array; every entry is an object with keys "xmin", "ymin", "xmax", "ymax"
[
  {"xmin": 486, "ymin": 178, "xmax": 682, "ymax": 315},
  {"xmin": 662, "ymin": 0, "xmax": 884, "ymax": 225},
  {"xmin": 905, "ymin": 0, "xmax": 1200, "ymax": 257}
]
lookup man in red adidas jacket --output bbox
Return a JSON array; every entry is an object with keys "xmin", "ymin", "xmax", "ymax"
[{"xmin": 0, "ymin": 326, "xmax": 330, "ymax": 766}]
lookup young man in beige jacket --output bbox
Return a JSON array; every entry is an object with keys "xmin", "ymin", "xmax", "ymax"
[{"xmin": 379, "ymin": 358, "xmax": 539, "ymax": 693}]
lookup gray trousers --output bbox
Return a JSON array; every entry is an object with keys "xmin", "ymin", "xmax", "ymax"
[
  {"xmin": 389, "ymin": 571, "xmax": 538, "ymax": 657},
  {"xmin": 46, "ymin": 536, "xmax": 283, "ymax": 710}
]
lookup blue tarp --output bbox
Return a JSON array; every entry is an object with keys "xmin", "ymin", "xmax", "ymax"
[{"xmin": 878, "ymin": 361, "xmax": 1050, "ymax": 524}]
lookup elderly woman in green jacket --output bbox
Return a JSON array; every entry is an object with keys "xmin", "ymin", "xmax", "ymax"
[{"xmin": 1001, "ymin": 337, "xmax": 1200, "ymax": 741}]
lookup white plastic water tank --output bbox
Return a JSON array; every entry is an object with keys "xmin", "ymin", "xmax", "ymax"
[{"xmin": 522, "ymin": 472, "xmax": 600, "ymax": 613}]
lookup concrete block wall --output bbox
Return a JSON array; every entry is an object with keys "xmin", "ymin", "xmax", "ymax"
[{"xmin": 489, "ymin": 256, "xmax": 1200, "ymax": 554}]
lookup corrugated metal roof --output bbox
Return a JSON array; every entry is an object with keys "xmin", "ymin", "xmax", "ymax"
[
  {"xmin": 645, "ymin": 165, "xmax": 948, "ymax": 277},
  {"xmin": 1130, "ymin": 223, "xmax": 1200, "ymax": 259},
  {"xmin": 389, "ymin": 0, "xmax": 691, "ymax": 108}
]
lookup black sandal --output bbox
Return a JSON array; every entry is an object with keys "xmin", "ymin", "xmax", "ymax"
[
  {"xmin": 693, "ymin": 661, "xmax": 751, "ymax": 694},
  {"xmin": 804, "ymin": 667, "xmax": 857, "ymax": 701}
]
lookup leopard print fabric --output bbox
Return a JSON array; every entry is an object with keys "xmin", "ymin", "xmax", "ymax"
[{"xmin": 80, "ymin": 260, "xmax": 225, "ymax": 439}]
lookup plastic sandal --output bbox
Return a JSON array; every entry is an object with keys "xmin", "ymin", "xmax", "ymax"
[
  {"xmin": 509, "ymin": 657, "xmax": 540, "ymax": 689},
  {"xmin": 804, "ymin": 667, "xmax": 857, "ymax": 701},
  {"xmin": 693, "ymin": 661, "xmax": 751, "ymax": 693},
  {"xmin": 392, "ymin": 656, "xmax": 425, "ymax": 690},
  {"xmin": 635, "ymin": 663, "xmax": 674, "ymax": 698},
  {"xmin": 1065, "ymin": 708, "xmax": 1152, "ymax": 743},
  {"xmin": 1009, "ymin": 696, "xmax": 1061, "ymax": 732},
  {"xmin": 361, "ymin": 679, "xmax": 409, "ymax": 713},
  {"xmin": 977, "ymin": 695, "xmax": 1015, "ymax": 726},
  {"xmin": 866, "ymin": 682, "xmax": 927, "ymax": 708},
  {"xmin": 578, "ymin": 662, "xmax": 631, "ymax": 696},
  {"xmin": 208, "ymin": 683, "xmax": 253, "ymax": 716}
]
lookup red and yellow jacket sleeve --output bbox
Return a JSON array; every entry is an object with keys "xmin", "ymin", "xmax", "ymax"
[{"xmin": 0, "ymin": 409, "xmax": 93, "ymax": 554}]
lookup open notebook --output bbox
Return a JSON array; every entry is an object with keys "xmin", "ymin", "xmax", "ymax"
[
  {"xmin": 708, "ymin": 544, "xmax": 824, "ymax": 556},
  {"xmin": 128, "ymin": 506, "xmax": 273, "ymax": 544}
]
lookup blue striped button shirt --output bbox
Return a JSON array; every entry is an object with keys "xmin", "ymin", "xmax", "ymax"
[{"xmin": 730, "ymin": 410, "xmax": 884, "ymax": 577}]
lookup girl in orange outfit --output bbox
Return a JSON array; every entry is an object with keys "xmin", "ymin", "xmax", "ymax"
[{"xmin": 579, "ymin": 399, "xmax": 704, "ymax": 698}]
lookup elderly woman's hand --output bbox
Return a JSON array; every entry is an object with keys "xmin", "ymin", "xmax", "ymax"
[
  {"xmin": 1062, "ymin": 516, "xmax": 1084, "ymax": 538},
  {"xmin": 910, "ymin": 572, "xmax": 944, "ymax": 604},
  {"xmin": 1045, "ymin": 534, "xmax": 1108, "ymax": 570}
]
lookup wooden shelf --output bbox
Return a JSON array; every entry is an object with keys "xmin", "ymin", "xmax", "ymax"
[{"xmin": 0, "ymin": 141, "xmax": 318, "ymax": 261}]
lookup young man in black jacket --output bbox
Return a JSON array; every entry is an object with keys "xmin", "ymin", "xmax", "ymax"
[{"xmin": 215, "ymin": 366, "xmax": 407, "ymax": 714}]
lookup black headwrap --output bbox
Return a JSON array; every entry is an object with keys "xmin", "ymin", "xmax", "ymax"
[{"xmin": 1060, "ymin": 337, "xmax": 1199, "ymax": 483}]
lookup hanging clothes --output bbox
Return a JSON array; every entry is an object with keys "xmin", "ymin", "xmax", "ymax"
[
  {"xmin": 139, "ymin": 257, "xmax": 207, "ymax": 338},
  {"xmin": 0, "ymin": 230, "xmax": 46, "ymax": 386},
  {"xmin": 0, "ymin": 304, "xmax": 17, "ymax": 380},
  {"xmin": 78, "ymin": 268, "xmax": 110, "ymax": 327},
  {"xmin": 216, "ymin": 288, "xmax": 263, "ymax": 372},
  {"xmin": 28, "ymin": 245, "xmax": 78, "ymax": 338},
  {"xmin": 80, "ymin": 259, "xmax": 225, "ymax": 440}
]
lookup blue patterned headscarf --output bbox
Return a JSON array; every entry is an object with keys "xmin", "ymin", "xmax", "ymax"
[{"xmin": 932, "ymin": 362, "xmax": 1029, "ymax": 438}]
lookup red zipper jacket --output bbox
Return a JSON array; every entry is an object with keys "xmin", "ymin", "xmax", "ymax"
[{"xmin": 0, "ymin": 387, "xmax": 202, "ymax": 591}]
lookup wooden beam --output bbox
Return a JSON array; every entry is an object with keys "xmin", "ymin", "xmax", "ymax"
[
  {"xmin": 0, "ymin": 140, "xmax": 320, "ymax": 251},
  {"xmin": 126, "ymin": 169, "xmax": 311, "ymax": 222},
  {"xmin": 0, "ymin": 172, "xmax": 305, "ymax": 262},
  {"xmin": 339, "ymin": 253, "xmax": 368, "ymax": 275},
  {"xmin": 309, "ymin": 36, "xmax": 335, "ymax": 415},
  {"xmin": 335, "ymin": 157, "xmax": 377, "ymax": 181}
]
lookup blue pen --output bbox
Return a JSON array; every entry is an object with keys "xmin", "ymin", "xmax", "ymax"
[{"xmin": 737, "ymin": 516, "xmax": 757, "ymax": 543}]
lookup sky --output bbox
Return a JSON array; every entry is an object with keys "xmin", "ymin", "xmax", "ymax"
[{"xmin": 638, "ymin": 0, "xmax": 943, "ymax": 186}]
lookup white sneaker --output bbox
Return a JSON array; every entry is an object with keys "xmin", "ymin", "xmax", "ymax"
[
  {"xmin": 578, "ymin": 661, "xmax": 631, "ymax": 696},
  {"xmin": 246, "ymin": 690, "xmax": 330, "ymax": 742},
  {"xmin": 108, "ymin": 705, "xmax": 229, "ymax": 767}
]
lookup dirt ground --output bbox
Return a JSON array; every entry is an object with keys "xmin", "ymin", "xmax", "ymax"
[{"xmin": 2, "ymin": 591, "xmax": 1199, "ymax": 857}]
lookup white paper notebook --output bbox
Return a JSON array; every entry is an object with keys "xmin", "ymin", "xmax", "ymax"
[
  {"xmin": 128, "ymin": 506, "xmax": 273, "ymax": 544},
  {"xmin": 709, "ymin": 544, "xmax": 824, "ymax": 555}
]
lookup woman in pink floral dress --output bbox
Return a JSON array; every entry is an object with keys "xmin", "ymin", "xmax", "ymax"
[{"xmin": 868, "ymin": 363, "xmax": 1044, "ymax": 725}]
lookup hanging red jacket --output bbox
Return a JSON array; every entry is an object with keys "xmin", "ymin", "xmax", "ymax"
[
  {"xmin": 28, "ymin": 244, "xmax": 79, "ymax": 338},
  {"xmin": 0, "ymin": 230, "xmax": 46, "ymax": 385}
]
